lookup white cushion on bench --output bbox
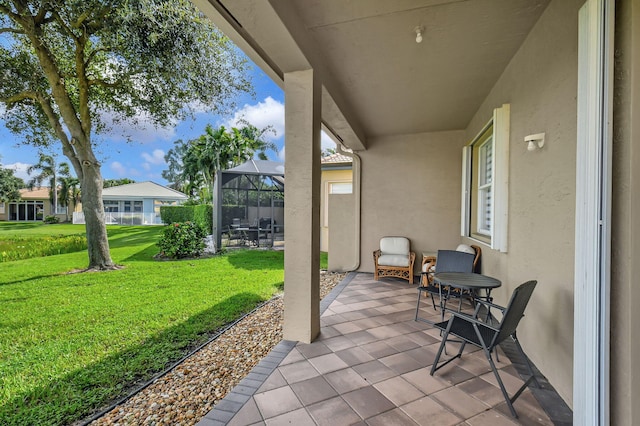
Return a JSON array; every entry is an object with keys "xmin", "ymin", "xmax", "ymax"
[{"xmin": 378, "ymin": 254, "xmax": 410, "ymax": 267}]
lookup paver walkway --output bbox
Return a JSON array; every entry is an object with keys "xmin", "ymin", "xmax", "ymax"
[{"xmin": 198, "ymin": 273, "xmax": 571, "ymax": 425}]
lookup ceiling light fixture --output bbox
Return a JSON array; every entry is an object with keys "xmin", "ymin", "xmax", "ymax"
[{"xmin": 414, "ymin": 26, "xmax": 423, "ymax": 43}]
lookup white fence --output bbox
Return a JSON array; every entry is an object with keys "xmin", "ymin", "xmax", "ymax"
[{"xmin": 73, "ymin": 212, "xmax": 163, "ymax": 225}]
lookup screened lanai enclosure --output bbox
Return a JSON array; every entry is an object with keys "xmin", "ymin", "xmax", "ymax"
[{"xmin": 213, "ymin": 160, "xmax": 285, "ymax": 248}]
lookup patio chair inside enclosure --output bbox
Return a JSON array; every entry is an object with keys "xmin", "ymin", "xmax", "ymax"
[
  {"xmin": 430, "ymin": 280, "xmax": 539, "ymax": 418},
  {"xmin": 373, "ymin": 236, "xmax": 416, "ymax": 284},
  {"xmin": 415, "ymin": 250, "xmax": 475, "ymax": 320}
]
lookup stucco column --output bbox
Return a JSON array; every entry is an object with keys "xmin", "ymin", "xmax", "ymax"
[{"xmin": 283, "ymin": 69, "xmax": 321, "ymax": 343}]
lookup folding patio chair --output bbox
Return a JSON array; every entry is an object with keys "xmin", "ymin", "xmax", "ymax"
[
  {"xmin": 415, "ymin": 250, "xmax": 474, "ymax": 322},
  {"xmin": 430, "ymin": 280, "xmax": 539, "ymax": 418}
]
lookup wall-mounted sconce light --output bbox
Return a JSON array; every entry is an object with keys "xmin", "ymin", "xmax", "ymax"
[
  {"xmin": 524, "ymin": 132, "xmax": 545, "ymax": 151},
  {"xmin": 414, "ymin": 26, "xmax": 423, "ymax": 43}
]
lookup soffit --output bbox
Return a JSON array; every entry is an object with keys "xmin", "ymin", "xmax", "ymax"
[{"xmin": 208, "ymin": 0, "xmax": 550, "ymax": 143}]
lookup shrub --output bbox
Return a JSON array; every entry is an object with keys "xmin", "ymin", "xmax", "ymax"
[
  {"xmin": 160, "ymin": 205, "xmax": 213, "ymax": 234},
  {"xmin": 193, "ymin": 204, "xmax": 213, "ymax": 234},
  {"xmin": 44, "ymin": 215, "xmax": 60, "ymax": 224},
  {"xmin": 157, "ymin": 221, "xmax": 206, "ymax": 259},
  {"xmin": 160, "ymin": 206, "xmax": 192, "ymax": 224}
]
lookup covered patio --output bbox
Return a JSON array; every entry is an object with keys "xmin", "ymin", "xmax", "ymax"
[
  {"xmin": 191, "ymin": 0, "xmax": 640, "ymax": 424},
  {"xmin": 198, "ymin": 274, "xmax": 570, "ymax": 425}
]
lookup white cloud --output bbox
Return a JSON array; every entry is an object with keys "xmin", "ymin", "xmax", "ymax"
[
  {"xmin": 225, "ymin": 96, "xmax": 284, "ymax": 140},
  {"xmin": 110, "ymin": 161, "xmax": 142, "ymax": 178},
  {"xmin": 110, "ymin": 161, "xmax": 127, "ymax": 176},
  {"xmin": 100, "ymin": 110, "xmax": 177, "ymax": 144},
  {"xmin": 222, "ymin": 98, "xmax": 336, "ymax": 162},
  {"xmin": 4, "ymin": 162, "xmax": 31, "ymax": 181},
  {"xmin": 141, "ymin": 149, "xmax": 166, "ymax": 165}
]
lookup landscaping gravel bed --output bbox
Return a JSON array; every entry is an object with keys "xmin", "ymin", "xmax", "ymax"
[{"xmin": 89, "ymin": 271, "xmax": 346, "ymax": 426}]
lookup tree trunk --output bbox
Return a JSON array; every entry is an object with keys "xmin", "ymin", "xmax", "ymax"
[
  {"xmin": 79, "ymin": 161, "xmax": 115, "ymax": 270},
  {"xmin": 52, "ymin": 180, "xmax": 58, "ymax": 218}
]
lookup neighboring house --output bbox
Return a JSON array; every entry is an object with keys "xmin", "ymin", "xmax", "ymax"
[
  {"xmin": 201, "ymin": 0, "xmax": 638, "ymax": 423},
  {"xmin": 72, "ymin": 181, "xmax": 187, "ymax": 225},
  {"xmin": 320, "ymin": 153, "xmax": 352, "ymax": 253},
  {"xmin": 0, "ymin": 187, "xmax": 77, "ymax": 222}
]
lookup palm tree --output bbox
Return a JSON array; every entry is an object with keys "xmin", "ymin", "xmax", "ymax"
[
  {"xmin": 170, "ymin": 123, "xmax": 278, "ymax": 204},
  {"xmin": 27, "ymin": 154, "xmax": 71, "ymax": 218},
  {"xmin": 58, "ymin": 176, "xmax": 81, "ymax": 222},
  {"xmin": 233, "ymin": 119, "xmax": 277, "ymax": 162}
]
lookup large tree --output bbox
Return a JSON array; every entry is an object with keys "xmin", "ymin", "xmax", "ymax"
[
  {"xmin": 0, "ymin": 163, "xmax": 24, "ymax": 202},
  {"xmin": 0, "ymin": 0, "xmax": 251, "ymax": 270}
]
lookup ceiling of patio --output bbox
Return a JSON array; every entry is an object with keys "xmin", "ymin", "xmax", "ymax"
[{"xmin": 199, "ymin": 0, "xmax": 551, "ymax": 148}]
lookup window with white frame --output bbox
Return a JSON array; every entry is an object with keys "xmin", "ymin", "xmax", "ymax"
[
  {"xmin": 329, "ymin": 182, "xmax": 352, "ymax": 195},
  {"xmin": 477, "ymin": 136, "xmax": 493, "ymax": 236},
  {"xmin": 0, "ymin": 202, "xmax": 4, "ymax": 214},
  {"xmin": 461, "ymin": 104, "xmax": 509, "ymax": 252},
  {"xmin": 103, "ymin": 200, "xmax": 119, "ymax": 212},
  {"xmin": 55, "ymin": 204, "xmax": 68, "ymax": 215}
]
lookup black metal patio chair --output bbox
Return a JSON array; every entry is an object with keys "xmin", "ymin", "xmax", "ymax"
[
  {"xmin": 415, "ymin": 250, "xmax": 474, "ymax": 323},
  {"xmin": 430, "ymin": 280, "xmax": 539, "ymax": 418}
]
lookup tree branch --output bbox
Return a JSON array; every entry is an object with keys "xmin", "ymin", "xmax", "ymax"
[
  {"xmin": 1, "ymin": 91, "xmax": 39, "ymax": 104},
  {"xmin": 0, "ymin": 27, "xmax": 25, "ymax": 34},
  {"xmin": 35, "ymin": 92, "xmax": 83, "ymax": 178},
  {"xmin": 49, "ymin": 10, "xmax": 79, "ymax": 43},
  {"xmin": 0, "ymin": 3, "xmax": 23, "ymax": 24},
  {"xmin": 83, "ymin": 7, "xmax": 111, "ymax": 35},
  {"xmin": 84, "ymin": 46, "xmax": 111, "ymax": 67},
  {"xmin": 71, "ymin": 10, "xmax": 91, "ymax": 29},
  {"xmin": 34, "ymin": 2, "xmax": 48, "ymax": 25}
]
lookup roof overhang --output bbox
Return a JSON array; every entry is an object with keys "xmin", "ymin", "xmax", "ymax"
[{"xmin": 193, "ymin": 0, "xmax": 550, "ymax": 149}]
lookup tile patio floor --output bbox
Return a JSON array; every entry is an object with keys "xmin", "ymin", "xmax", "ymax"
[{"xmin": 198, "ymin": 273, "xmax": 571, "ymax": 426}]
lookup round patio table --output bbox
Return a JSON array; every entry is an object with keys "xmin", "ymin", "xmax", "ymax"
[
  {"xmin": 433, "ymin": 272, "xmax": 502, "ymax": 321},
  {"xmin": 434, "ymin": 272, "xmax": 501, "ymax": 292}
]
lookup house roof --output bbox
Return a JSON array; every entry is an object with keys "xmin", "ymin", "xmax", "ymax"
[
  {"xmin": 19, "ymin": 187, "xmax": 50, "ymax": 200},
  {"xmin": 102, "ymin": 181, "xmax": 187, "ymax": 200},
  {"xmin": 321, "ymin": 153, "xmax": 352, "ymax": 164},
  {"xmin": 223, "ymin": 160, "xmax": 285, "ymax": 176}
]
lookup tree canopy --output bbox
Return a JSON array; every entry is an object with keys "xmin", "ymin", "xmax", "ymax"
[
  {"xmin": 163, "ymin": 122, "xmax": 276, "ymax": 202},
  {"xmin": 103, "ymin": 178, "xmax": 135, "ymax": 188},
  {"xmin": 0, "ymin": 163, "xmax": 24, "ymax": 202},
  {"xmin": 0, "ymin": 0, "xmax": 252, "ymax": 269}
]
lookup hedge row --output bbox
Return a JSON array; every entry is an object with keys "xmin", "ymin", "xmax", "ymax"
[{"xmin": 159, "ymin": 205, "xmax": 213, "ymax": 233}]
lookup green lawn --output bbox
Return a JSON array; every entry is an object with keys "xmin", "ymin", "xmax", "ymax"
[{"xmin": 0, "ymin": 223, "xmax": 287, "ymax": 425}]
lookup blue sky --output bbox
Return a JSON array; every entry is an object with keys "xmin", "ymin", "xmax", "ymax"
[{"xmin": 0, "ymin": 57, "xmax": 335, "ymax": 186}]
